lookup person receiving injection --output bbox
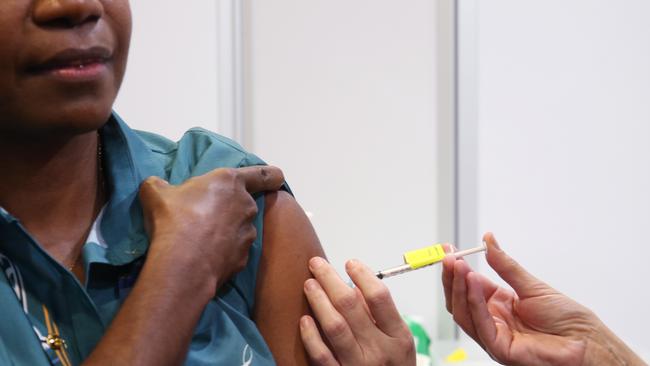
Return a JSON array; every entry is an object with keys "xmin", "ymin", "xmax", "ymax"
[{"xmin": 300, "ymin": 233, "xmax": 646, "ymax": 366}]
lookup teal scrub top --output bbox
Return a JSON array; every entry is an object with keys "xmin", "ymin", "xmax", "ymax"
[{"xmin": 0, "ymin": 113, "xmax": 279, "ymax": 365}]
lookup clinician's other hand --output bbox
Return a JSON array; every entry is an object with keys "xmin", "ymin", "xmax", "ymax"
[
  {"xmin": 139, "ymin": 166, "xmax": 284, "ymax": 290},
  {"xmin": 442, "ymin": 233, "xmax": 597, "ymax": 365},
  {"xmin": 300, "ymin": 257, "xmax": 416, "ymax": 366}
]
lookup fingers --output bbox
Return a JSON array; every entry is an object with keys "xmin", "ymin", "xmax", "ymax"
[
  {"xmin": 345, "ymin": 259, "xmax": 410, "ymax": 338},
  {"xmin": 441, "ymin": 243, "xmax": 455, "ymax": 254},
  {"xmin": 440, "ymin": 234, "xmax": 519, "ymax": 360},
  {"xmin": 483, "ymin": 232, "xmax": 546, "ymax": 298},
  {"xmin": 466, "ymin": 272, "xmax": 513, "ymax": 361},
  {"xmin": 442, "ymin": 254, "xmax": 455, "ymax": 312},
  {"xmin": 450, "ymin": 260, "xmax": 480, "ymax": 342},
  {"xmin": 299, "ymin": 316, "xmax": 341, "ymax": 366},
  {"xmin": 441, "ymin": 243, "xmax": 461, "ymax": 312},
  {"xmin": 465, "ymin": 272, "xmax": 497, "ymax": 345},
  {"xmin": 235, "ymin": 166, "xmax": 285, "ymax": 193},
  {"xmin": 303, "ymin": 277, "xmax": 361, "ymax": 363},
  {"xmin": 308, "ymin": 258, "xmax": 378, "ymax": 341}
]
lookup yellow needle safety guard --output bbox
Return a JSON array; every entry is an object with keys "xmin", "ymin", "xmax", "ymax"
[
  {"xmin": 375, "ymin": 242, "xmax": 486, "ymax": 280},
  {"xmin": 403, "ymin": 244, "xmax": 447, "ymax": 269}
]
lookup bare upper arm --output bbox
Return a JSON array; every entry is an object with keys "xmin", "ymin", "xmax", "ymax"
[{"xmin": 254, "ymin": 191, "xmax": 325, "ymax": 365}]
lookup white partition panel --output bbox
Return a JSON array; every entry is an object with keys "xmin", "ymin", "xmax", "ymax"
[
  {"xmin": 462, "ymin": 0, "xmax": 650, "ymax": 358},
  {"xmin": 246, "ymin": 0, "xmax": 445, "ymax": 339}
]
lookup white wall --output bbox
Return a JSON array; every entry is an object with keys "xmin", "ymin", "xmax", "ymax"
[
  {"xmin": 114, "ymin": 1, "xmax": 220, "ymax": 140},
  {"xmin": 471, "ymin": 0, "xmax": 650, "ymax": 356},
  {"xmin": 246, "ymin": 0, "xmax": 444, "ymax": 337}
]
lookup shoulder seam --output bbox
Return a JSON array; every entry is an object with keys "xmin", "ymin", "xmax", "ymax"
[{"xmin": 183, "ymin": 128, "xmax": 249, "ymax": 155}]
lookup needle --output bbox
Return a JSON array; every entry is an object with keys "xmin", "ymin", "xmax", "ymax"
[{"xmin": 375, "ymin": 242, "xmax": 487, "ymax": 280}]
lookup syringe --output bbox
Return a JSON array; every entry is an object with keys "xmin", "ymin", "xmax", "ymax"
[{"xmin": 375, "ymin": 243, "xmax": 487, "ymax": 280}]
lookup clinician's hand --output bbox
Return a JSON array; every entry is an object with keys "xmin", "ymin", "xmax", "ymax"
[
  {"xmin": 443, "ymin": 232, "xmax": 646, "ymax": 366},
  {"xmin": 300, "ymin": 257, "xmax": 416, "ymax": 366}
]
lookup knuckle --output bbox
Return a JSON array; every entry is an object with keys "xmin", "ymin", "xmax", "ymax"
[
  {"xmin": 221, "ymin": 167, "xmax": 238, "ymax": 178},
  {"xmin": 245, "ymin": 204, "xmax": 259, "ymax": 219},
  {"xmin": 322, "ymin": 318, "xmax": 348, "ymax": 340},
  {"xmin": 245, "ymin": 226, "xmax": 258, "ymax": 243},
  {"xmin": 333, "ymin": 291, "xmax": 358, "ymax": 313},
  {"xmin": 397, "ymin": 332, "xmax": 415, "ymax": 351},
  {"xmin": 209, "ymin": 169, "xmax": 234, "ymax": 186},
  {"xmin": 365, "ymin": 285, "xmax": 392, "ymax": 307},
  {"xmin": 213, "ymin": 167, "xmax": 238, "ymax": 185},
  {"xmin": 141, "ymin": 176, "xmax": 158, "ymax": 186},
  {"xmin": 140, "ymin": 176, "xmax": 161, "ymax": 192},
  {"xmin": 311, "ymin": 350, "xmax": 331, "ymax": 366}
]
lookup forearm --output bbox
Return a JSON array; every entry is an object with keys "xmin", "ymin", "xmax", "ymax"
[
  {"xmin": 584, "ymin": 322, "xmax": 647, "ymax": 366},
  {"xmin": 82, "ymin": 246, "xmax": 216, "ymax": 366}
]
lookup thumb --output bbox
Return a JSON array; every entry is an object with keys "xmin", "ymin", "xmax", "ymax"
[
  {"xmin": 143, "ymin": 175, "xmax": 170, "ymax": 188},
  {"xmin": 139, "ymin": 175, "xmax": 171, "ymax": 200},
  {"xmin": 483, "ymin": 232, "xmax": 549, "ymax": 298}
]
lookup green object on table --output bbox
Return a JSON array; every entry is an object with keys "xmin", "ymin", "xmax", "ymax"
[{"xmin": 403, "ymin": 315, "xmax": 431, "ymax": 356}]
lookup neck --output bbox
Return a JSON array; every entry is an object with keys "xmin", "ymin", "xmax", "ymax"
[{"xmin": 0, "ymin": 130, "xmax": 106, "ymax": 264}]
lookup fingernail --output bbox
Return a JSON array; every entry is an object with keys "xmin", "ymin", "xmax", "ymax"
[
  {"xmin": 300, "ymin": 316, "xmax": 310, "ymax": 329},
  {"xmin": 345, "ymin": 259, "xmax": 359, "ymax": 271},
  {"xmin": 491, "ymin": 238, "xmax": 502, "ymax": 251},
  {"xmin": 309, "ymin": 257, "xmax": 326, "ymax": 270},
  {"xmin": 304, "ymin": 279, "xmax": 319, "ymax": 291}
]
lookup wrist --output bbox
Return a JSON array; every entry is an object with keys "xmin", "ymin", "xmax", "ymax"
[
  {"xmin": 86, "ymin": 242, "xmax": 214, "ymax": 366},
  {"xmin": 583, "ymin": 320, "xmax": 646, "ymax": 366},
  {"xmin": 142, "ymin": 238, "xmax": 218, "ymax": 303}
]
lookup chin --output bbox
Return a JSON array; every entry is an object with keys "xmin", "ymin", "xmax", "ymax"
[
  {"xmin": 52, "ymin": 100, "xmax": 115, "ymax": 133},
  {"xmin": 1, "ymin": 99, "xmax": 115, "ymax": 139},
  {"xmin": 1, "ymin": 72, "xmax": 122, "ymax": 138},
  {"xmin": 44, "ymin": 84, "xmax": 119, "ymax": 134}
]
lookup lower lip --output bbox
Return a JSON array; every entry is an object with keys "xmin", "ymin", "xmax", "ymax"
[{"xmin": 46, "ymin": 62, "xmax": 108, "ymax": 81}]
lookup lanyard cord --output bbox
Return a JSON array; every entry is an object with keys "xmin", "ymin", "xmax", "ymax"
[{"xmin": 0, "ymin": 253, "xmax": 74, "ymax": 366}]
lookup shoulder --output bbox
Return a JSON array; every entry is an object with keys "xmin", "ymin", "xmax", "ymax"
[
  {"xmin": 134, "ymin": 128, "xmax": 266, "ymax": 181},
  {"xmin": 133, "ymin": 127, "xmax": 295, "ymax": 310}
]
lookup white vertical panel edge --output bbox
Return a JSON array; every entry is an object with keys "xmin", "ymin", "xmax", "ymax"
[
  {"xmin": 456, "ymin": 0, "xmax": 479, "ymax": 257},
  {"xmin": 435, "ymin": 0, "xmax": 457, "ymax": 341},
  {"xmin": 217, "ymin": 0, "xmax": 245, "ymax": 143}
]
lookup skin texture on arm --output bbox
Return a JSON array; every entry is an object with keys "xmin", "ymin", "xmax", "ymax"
[{"xmin": 254, "ymin": 191, "xmax": 326, "ymax": 365}]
